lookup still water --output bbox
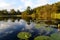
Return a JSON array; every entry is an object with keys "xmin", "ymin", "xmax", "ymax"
[{"xmin": 0, "ymin": 19, "xmax": 59, "ymax": 40}]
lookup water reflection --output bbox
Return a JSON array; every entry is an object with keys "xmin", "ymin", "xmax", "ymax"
[{"xmin": 0, "ymin": 19, "xmax": 59, "ymax": 40}]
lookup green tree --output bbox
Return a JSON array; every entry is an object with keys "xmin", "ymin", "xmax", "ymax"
[
  {"xmin": 2, "ymin": 10, "xmax": 8, "ymax": 15},
  {"xmin": 0, "ymin": 11, "xmax": 3, "ymax": 15},
  {"xmin": 56, "ymin": 2, "xmax": 60, "ymax": 13},
  {"xmin": 26, "ymin": 6, "xmax": 32, "ymax": 15},
  {"xmin": 10, "ymin": 9, "xmax": 16, "ymax": 15},
  {"xmin": 16, "ymin": 10, "xmax": 21, "ymax": 15}
]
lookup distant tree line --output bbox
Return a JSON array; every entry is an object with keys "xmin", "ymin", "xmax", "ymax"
[
  {"xmin": 0, "ymin": 9, "xmax": 21, "ymax": 15},
  {"xmin": 0, "ymin": 2, "xmax": 60, "ymax": 20},
  {"xmin": 22, "ymin": 2, "xmax": 60, "ymax": 20}
]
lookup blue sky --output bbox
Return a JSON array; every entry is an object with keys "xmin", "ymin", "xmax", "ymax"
[{"xmin": 0, "ymin": 0, "xmax": 60, "ymax": 11}]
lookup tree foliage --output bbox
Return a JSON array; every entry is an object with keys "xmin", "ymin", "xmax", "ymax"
[{"xmin": 0, "ymin": 2, "xmax": 60, "ymax": 20}]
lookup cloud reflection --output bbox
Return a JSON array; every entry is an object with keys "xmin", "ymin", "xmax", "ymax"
[{"xmin": 0, "ymin": 19, "xmax": 35, "ymax": 37}]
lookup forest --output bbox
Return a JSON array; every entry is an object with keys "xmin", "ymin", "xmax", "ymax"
[{"xmin": 0, "ymin": 2, "xmax": 60, "ymax": 20}]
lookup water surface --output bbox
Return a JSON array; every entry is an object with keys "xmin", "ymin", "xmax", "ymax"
[{"xmin": 0, "ymin": 19, "xmax": 58, "ymax": 40}]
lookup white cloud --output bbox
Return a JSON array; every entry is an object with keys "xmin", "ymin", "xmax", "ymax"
[
  {"xmin": 0, "ymin": 23, "xmax": 10, "ymax": 29},
  {"xmin": 0, "ymin": 2, "xmax": 10, "ymax": 7},
  {"xmin": 17, "ymin": 6, "xmax": 24, "ymax": 11},
  {"xmin": 0, "ymin": 0, "xmax": 17, "ymax": 10},
  {"xmin": 20, "ymin": 0, "xmax": 33, "ymax": 8},
  {"xmin": 0, "ymin": 0, "xmax": 10, "ymax": 8},
  {"xmin": 0, "ymin": 0, "xmax": 60, "ymax": 11},
  {"xmin": 31, "ymin": 0, "xmax": 48, "ymax": 8},
  {"xmin": 20, "ymin": 0, "xmax": 49, "ymax": 9}
]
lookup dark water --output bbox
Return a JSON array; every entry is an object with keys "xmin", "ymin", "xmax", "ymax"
[{"xmin": 0, "ymin": 19, "xmax": 58, "ymax": 40}]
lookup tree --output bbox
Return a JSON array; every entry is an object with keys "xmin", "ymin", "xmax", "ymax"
[
  {"xmin": 16, "ymin": 10, "xmax": 21, "ymax": 15},
  {"xmin": 26, "ymin": 6, "xmax": 32, "ymax": 15},
  {"xmin": 56, "ymin": 2, "xmax": 60, "ymax": 13},
  {"xmin": 2, "ymin": 10, "xmax": 8, "ymax": 15},
  {"xmin": 31, "ymin": 10, "xmax": 36, "ymax": 20},
  {"xmin": 22, "ymin": 11, "xmax": 28, "ymax": 21},
  {"xmin": 10, "ymin": 9, "xmax": 16, "ymax": 15},
  {"xmin": 44, "ymin": 4, "xmax": 52, "ymax": 20},
  {"xmin": 0, "ymin": 11, "xmax": 3, "ymax": 15},
  {"xmin": 51, "ymin": 4, "xmax": 57, "ymax": 13}
]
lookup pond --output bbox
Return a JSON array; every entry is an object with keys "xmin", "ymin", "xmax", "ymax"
[{"xmin": 0, "ymin": 19, "xmax": 59, "ymax": 40}]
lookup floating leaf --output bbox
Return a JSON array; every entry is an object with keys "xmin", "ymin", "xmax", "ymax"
[
  {"xmin": 34, "ymin": 36, "xmax": 52, "ymax": 40},
  {"xmin": 17, "ymin": 32, "xmax": 31, "ymax": 39}
]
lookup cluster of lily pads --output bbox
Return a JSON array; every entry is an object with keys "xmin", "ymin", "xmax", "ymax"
[
  {"xmin": 17, "ymin": 31, "xmax": 60, "ymax": 40},
  {"xmin": 17, "ymin": 23, "xmax": 59, "ymax": 40}
]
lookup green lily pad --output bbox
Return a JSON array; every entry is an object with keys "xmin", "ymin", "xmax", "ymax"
[
  {"xmin": 35, "ymin": 23, "xmax": 48, "ymax": 29},
  {"xmin": 51, "ymin": 32, "xmax": 60, "ymax": 40},
  {"xmin": 34, "ymin": 36, "xmax": 53, "ymax": 40},
  {"xmin": 17, "ymin": 32, "xmax": 31, "ymax": 39},
  {"xmin": 45, "ymin": 27, "xmax": 53, "ymax": 32}
]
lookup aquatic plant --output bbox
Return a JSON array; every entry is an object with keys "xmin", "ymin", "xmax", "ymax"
[
  {"xmin": 34, "ymin": 36, "xmax": 52, "ymax": 40},
  {"xmin": 51, "ymin": 32, "xmax": 60, "ymax": 40},
  {"xmin": 35, "ymin": 23, "xmax": 47, "ymax": 29},
  {"xmin": 17, "ymin": 32, "xmax": 31, "ymax": 40}
]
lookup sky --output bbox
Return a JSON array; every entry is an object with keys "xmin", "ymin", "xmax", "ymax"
[{"xmin": 0, "ymin": 0, "xmax": 60, "ymax": 11}]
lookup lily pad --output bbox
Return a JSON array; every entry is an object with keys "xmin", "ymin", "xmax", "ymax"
[
  {"xmin": 17, "ymin": 32, "xmax": 31, "ymax": 39},
  {"xmin": 34, "ymin": 36, "xmax": 52, "ymax": 40},
  {"xmin": 51, "ymin": 32, "xmax": 60, "ymax": 40}
]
